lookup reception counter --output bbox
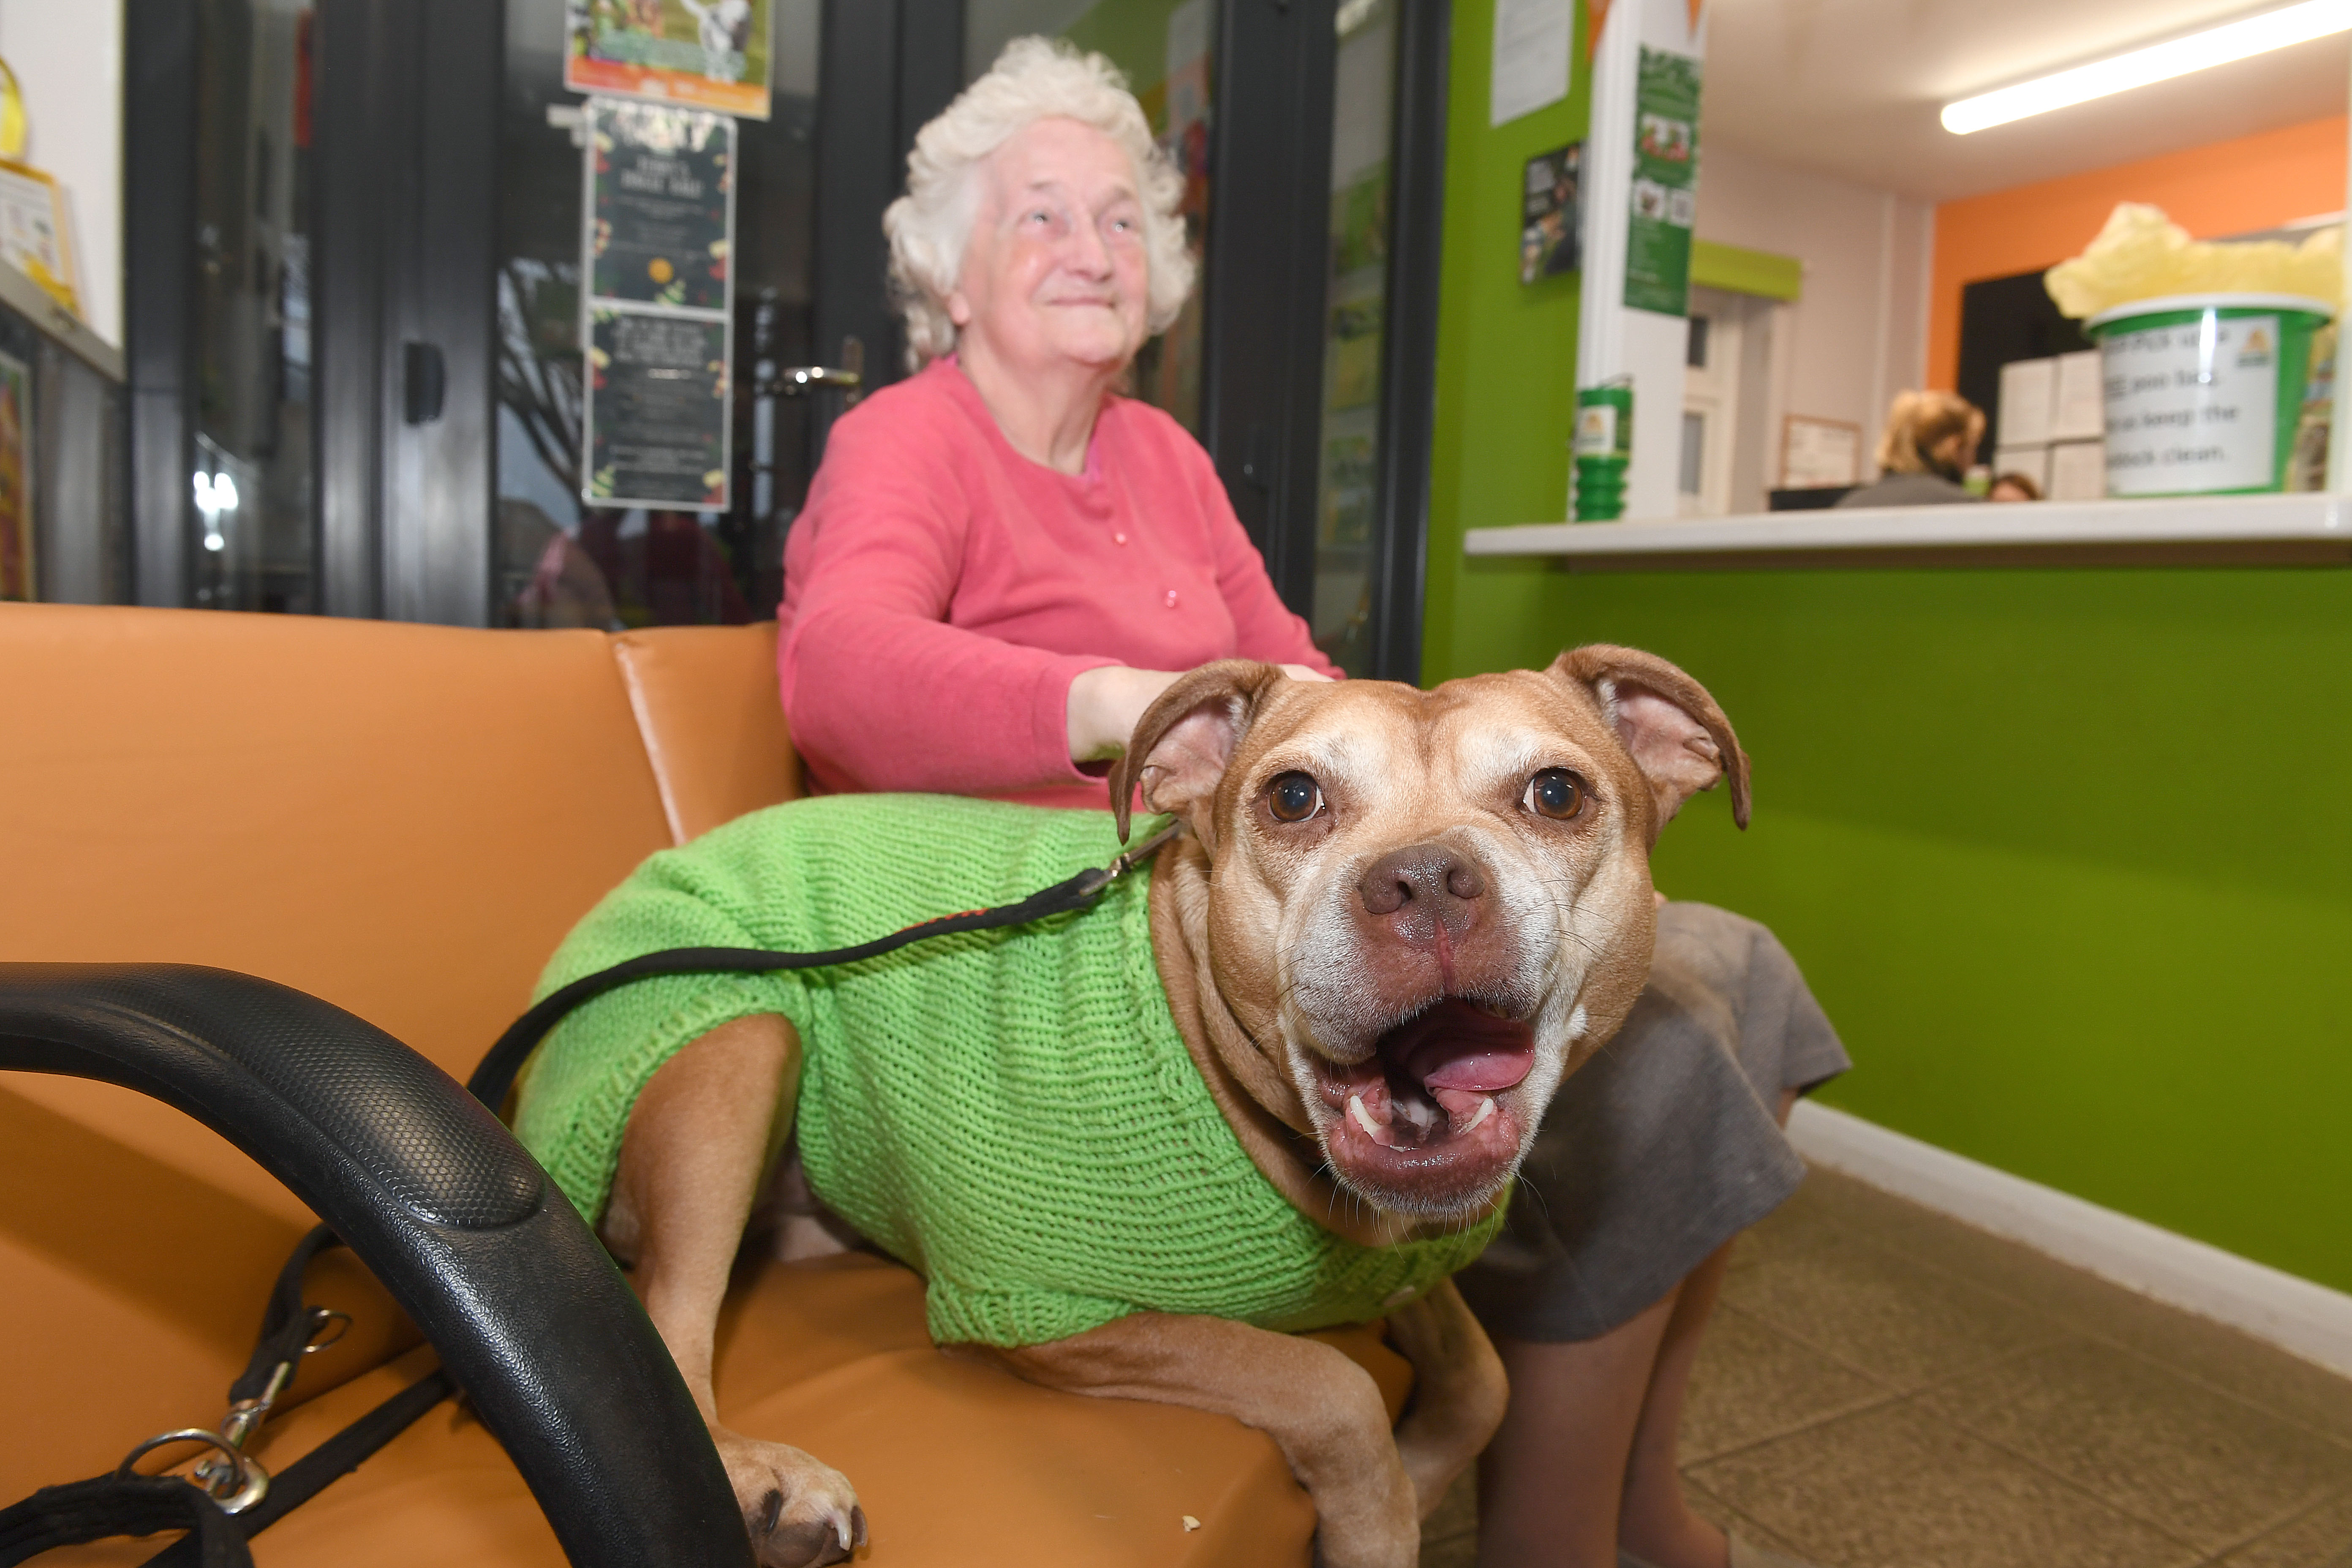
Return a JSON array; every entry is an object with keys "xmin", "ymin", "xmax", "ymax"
[
  {"xmin": 1435, "ymin": 515, "xmax": 2352, "ymax": 1305},
  {"xmin": 1463, "ymin": 493, "xmax": 2352, "ymax": 571}
]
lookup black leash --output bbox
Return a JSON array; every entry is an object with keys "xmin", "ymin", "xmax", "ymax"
[
  {"xmin": 467, "ymin": 819, "xmax": 1179, "ymax": 1113},
  {"xmin": 4, "ymin": 822, "xmax": 1179, "ymax": 1565},
  {"xmin": 0, "ymin": 1476, "xmax": 253, "ymax": 1568}
]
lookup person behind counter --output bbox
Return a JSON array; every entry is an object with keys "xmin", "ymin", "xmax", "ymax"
[{"xmin": 1835, "ymin": 390, "xmax": 1986, "ymax": 508}]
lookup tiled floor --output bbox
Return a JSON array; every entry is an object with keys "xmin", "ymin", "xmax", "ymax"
[{"xmin": 1421, "ymin": 1166, "xmax": 2352, "ymax": 1568}]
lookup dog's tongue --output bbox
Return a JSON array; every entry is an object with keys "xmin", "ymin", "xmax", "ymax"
[{"xmin": 1384, "ymin": 999, "xmax": 1535, "ymax": 1094}]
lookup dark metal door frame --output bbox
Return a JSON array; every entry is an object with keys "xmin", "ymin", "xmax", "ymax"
[
  {"xmin": 814, "ymin": 0, "xmax": 964, "ymax": 398},
  {"xmin": 316, "ymin": 0, "xmax": 500, "ymax": 624},
  {"xmin": 122, "ymin": 0, "xmax": 199, "ymax": 610},
  {"xmin": 1369, "ymin": 0, "xmax": 1450, "ymax": 684},
  {"xmin": 1199, "ymin": 0, "xmax": 1448, "ymax": 684},
  {"xmin": 1198, "ymin": 0, "xmax": 1338, "ymax": 627}
]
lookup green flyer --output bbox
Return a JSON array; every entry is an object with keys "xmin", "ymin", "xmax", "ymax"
[{"xmin": 1624, "ymin": 47, "xmax": 1700, "ymax": 317}]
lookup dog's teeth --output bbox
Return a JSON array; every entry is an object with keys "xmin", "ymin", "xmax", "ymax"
[
  {"xmin": 1348, "ymin": 1094, "xmax": 1384, "ymax": 1139},
  {"xmin": 1463, "ymin": 1096, "xmax": 1496, "ymax": 1134}
]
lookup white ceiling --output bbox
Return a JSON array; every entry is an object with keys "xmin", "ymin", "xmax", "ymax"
[{"xmin": 1703, "ymin": 0, "xmax": 2352, "ymax": 202}]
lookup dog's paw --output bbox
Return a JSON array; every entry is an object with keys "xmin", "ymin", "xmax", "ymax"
[{"xmin": 715, "ymin": 1431, "xmax": 867, "ymax": 1567}]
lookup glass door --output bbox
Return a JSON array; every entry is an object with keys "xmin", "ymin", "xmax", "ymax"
[
  {"xmin": 190, "ymin": 0, "xmax": 318, "ymax": 615},
  {"xmin": 493, "ymin": 0, "xmax": 825, "ymax": 628},
  {"xmin": 129, "ymin": 0, "xmax": 503, "ymax": 623},
  {"xmin": 133, "ymin": 0, "xmax": 1440, "ymax": 653}
]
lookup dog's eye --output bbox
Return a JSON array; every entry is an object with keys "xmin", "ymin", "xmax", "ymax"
[
  {"xmin": 1266, "ymin": 771, "xmax": 1323, "ymax": 823},
  {"xmin": 1524, "ymin": 768, "xmax": 1586, "ymax": 821}
]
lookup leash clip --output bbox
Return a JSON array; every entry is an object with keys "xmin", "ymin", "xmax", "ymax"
[
  {"xmin": 120, "ymin": 1429, "xmax": 270, "ymax": 1515},
  {"xmin": 1081, "ymin": 819, "xmax": 1186, "ymax": 896},
  {"xmin": 137, "ymin": 1306, "xmax": 345, "ymax": 1513}
]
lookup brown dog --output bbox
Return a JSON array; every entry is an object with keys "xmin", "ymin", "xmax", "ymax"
[{"xmin": 593, "ymin": 646, "xmax": 1747, "ymax": 1568}]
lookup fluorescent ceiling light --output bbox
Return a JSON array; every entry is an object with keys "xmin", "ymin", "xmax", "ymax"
[{"xmin": 1942, "ymin": 0, "xmax": 2352, "ymax": 134}]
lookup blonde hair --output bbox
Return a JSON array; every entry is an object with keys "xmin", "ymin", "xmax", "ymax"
[
  {"xmin": 883, "ymin": 37, "xmax": 1195, "ymax": 370},
  {"xmin": 1875, "ymin": 390, "xmax": 1985, "ymax": 477}
]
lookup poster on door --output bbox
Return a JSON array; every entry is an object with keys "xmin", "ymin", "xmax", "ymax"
[
  {"xmin": 580, "ymin": 98, "xmax": 736, "ymax": 512},
  {"xmin": 0, "ymin": 349, "xmax": 30, "ymax": 600},
  {"xmin": 588, "ymin": 100, "xmax": 733, "ymax": 309},
  {"xmin": 565, "ymin": 0, "xmax": 775, "ymax": 121},
  {"xmin": 1623, "ymin": 47, "xmax": 1699, "ymax": 317},
  {"xmin": 585, "ymin": 308, "xmax": 730, "ymax": 508}
]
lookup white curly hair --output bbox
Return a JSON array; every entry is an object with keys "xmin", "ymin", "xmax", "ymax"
[{"xmin": 884, "ymin": 36, "xmax": 1196, "ymax": 370}]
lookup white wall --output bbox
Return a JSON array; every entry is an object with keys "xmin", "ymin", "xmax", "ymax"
[
  {"xmin": 0, "ymin": 0, "xmax": 122, "ymax": 348},
  {"xmin": 1695, "ymin": 142, "xmax": 1933, "ymax": 485}
]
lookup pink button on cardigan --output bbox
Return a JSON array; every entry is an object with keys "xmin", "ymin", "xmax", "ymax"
[{"xmin": 776, "ymin": 359, "xmax": 1337, "ymax": 809}]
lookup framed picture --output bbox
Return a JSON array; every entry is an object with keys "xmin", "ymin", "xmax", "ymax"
[
  {"xmin": 565, "ymin": 0, "xmax": 775, "ymax": 121},
  {"xmin": 1780, "ymin": 414, "xmax": 1862, "ymax": 490}
]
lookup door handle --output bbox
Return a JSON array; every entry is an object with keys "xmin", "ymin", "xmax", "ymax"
[
  {"xmin": 1240, "ymin": 422, "xmax": 1277, "ymax": 492},
  {"xmin": 776, "ymin": 365, "xmax": 861, "ymax": 396},
  {"xmin": 403, "ymin": 342, "xmax": 446, "ymax": 425}
]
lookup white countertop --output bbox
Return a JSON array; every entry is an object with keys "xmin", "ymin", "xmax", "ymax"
[
  {"xmin": 1462, "ymin": 493, "xmax": 2352, "ymax": 569},
  {"xmin": 0, "ymin": 262, "xmax": 121, "ymax": 382}
]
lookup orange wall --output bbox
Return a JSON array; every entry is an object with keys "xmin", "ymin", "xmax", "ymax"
[{"xmin": 1927, "ymin": 115, "xmax": 2349, "ymax": 389}]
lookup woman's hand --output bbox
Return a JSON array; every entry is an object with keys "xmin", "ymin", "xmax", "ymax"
[
  {"xmin": 1067, "ymin": 666, "xmax": 1181, "ymax": 763},
  {"xmin": 1067, "ymin": 663, "xmax": 1335, "ymax": 763}
]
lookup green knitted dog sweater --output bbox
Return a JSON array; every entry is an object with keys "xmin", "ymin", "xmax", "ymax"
[{"xmin": 512, "ymin": 794, "xmax": 1503, "ymax": 1349}]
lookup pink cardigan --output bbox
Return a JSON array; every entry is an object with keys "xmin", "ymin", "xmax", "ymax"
[{"xmin": 776, "ymin": 360, "xmax": 1336, "ymax": 807}]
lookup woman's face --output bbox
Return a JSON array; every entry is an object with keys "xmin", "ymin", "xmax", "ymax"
[
  {"xmin": 949, "ymin": 117, "xmax": 1151, "ymax": 376},
  {"xmin": 1927, "ymin": 414, "xmax": 1984, "ymax": 477}
]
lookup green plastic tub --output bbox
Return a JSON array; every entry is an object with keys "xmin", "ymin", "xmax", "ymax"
[{"xmin": 2084, "ymin": 292, "xmax": 2335, "ymax": 497}]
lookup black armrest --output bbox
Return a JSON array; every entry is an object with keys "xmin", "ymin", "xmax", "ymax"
[{"xmin": 0, "ymin": 963, "xmax": 752, "ymax": 1568}]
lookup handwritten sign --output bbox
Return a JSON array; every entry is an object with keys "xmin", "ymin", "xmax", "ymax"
[{"xmin": 2100, "ymin": 315, "xmax": 2277, "ymax": 495}]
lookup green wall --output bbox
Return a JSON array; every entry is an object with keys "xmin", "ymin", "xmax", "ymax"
[
  {"xmin": 1424, "ymin": 1, "xmax": 2352, "ymax": 1292},
  {"xmin": 1424, "ymin": 0, "xmax": 1592, "ymax": 686}
]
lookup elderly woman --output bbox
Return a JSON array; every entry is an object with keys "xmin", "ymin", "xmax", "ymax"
[
  {"xmin": 776, "ymin": 40, "xmax": 1335, "ymax": 806},
  {"xmin": 776, "ymin": 39, "xmax": 1841, "ymax": 1568}
]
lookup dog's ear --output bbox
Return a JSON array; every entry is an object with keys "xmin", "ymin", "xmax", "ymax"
[
  {"xmin": 1110, "ymin": 660, "xmax": 1287, "ymax": 850},
  {"xmin": 1548, "ymin": 645, "xmax": 1750, "ymax": 836}
]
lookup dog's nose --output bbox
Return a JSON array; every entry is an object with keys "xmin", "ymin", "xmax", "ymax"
[{"xmin": 1358, "ymin": 843, "xmax": 1487, "ymax": 939}]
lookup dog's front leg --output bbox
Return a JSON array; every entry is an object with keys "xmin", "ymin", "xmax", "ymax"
[
  {"xmin": 966, "ymin": 1313, "xmax": 1418, "ymax": 1568},
  {"xmin": 1380, "ymin": 1280, "xmax": 1507, "ymax": 1518},
  {"xmin": 603, "ymin": 1013, "xmax": 867, "ymax": 1568}
]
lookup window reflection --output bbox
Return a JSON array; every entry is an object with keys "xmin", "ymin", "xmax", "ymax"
[
  {"xmin": 1312, "ymin": 0, "xmax": 1396, "ymax": 675},
  {"xmin": 190, "ymin": 0, "xmax": 316, "ymax": 614}
]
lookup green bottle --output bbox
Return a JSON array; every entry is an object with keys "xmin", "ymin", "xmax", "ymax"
[{"xmin": 1573, "ymin": 381, "xmax": 1633, "ymax": 522}]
